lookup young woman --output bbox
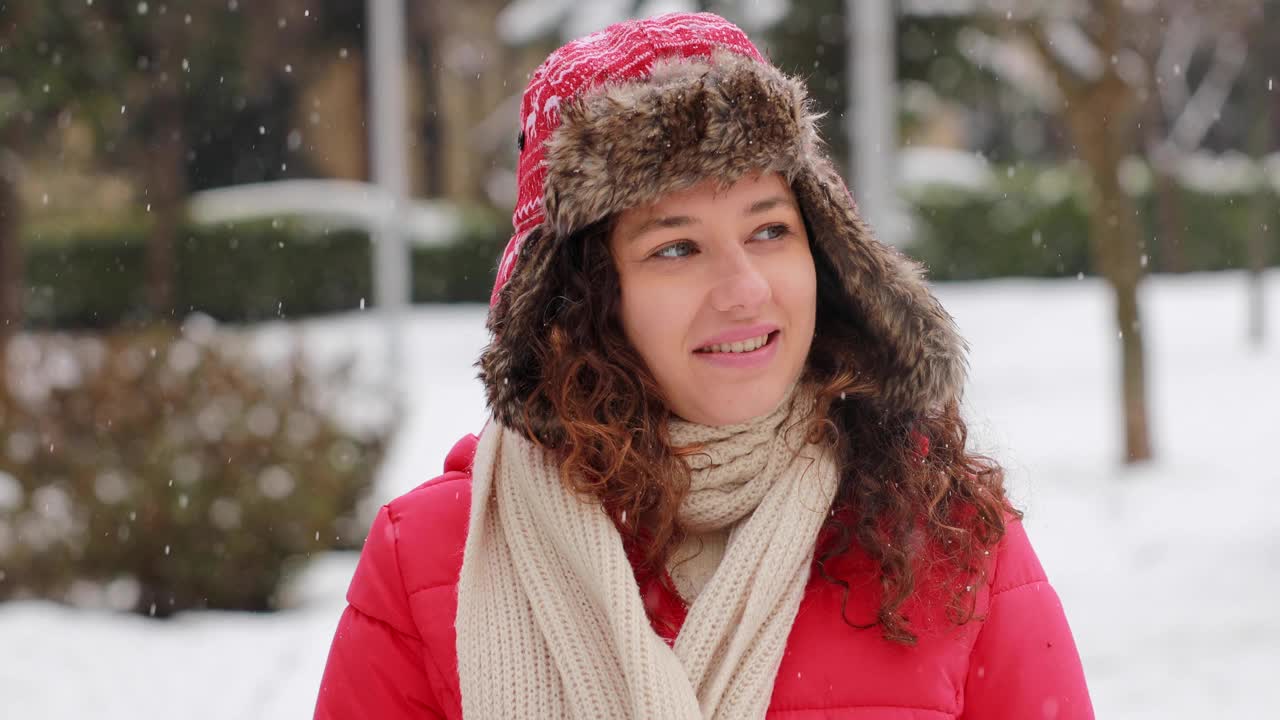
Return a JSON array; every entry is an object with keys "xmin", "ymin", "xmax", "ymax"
[{"xmin": 315, "ymin": 12, "xmax": 1093, "ymax": 720}]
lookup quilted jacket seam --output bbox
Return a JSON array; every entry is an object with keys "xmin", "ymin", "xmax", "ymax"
[
  {"xmin": 991, "ymin": 576, "xmax": 1048, "ymax": 599},
  {"xmin": 343, "ymin": 596, "xmax": 423, "ymax": 644},
  {"xmin": 386, "ymin": 503, "xmax": 453, "ymax": 716},
  {"xmin": 393, "ymin": 473, "xmax": 470, "ymax": 595},
  {"xmin": 409, "ymin": 581, "xmax": 457, "ymax": 596},
  {"xmin": 384, "ymin": 506, "xmax": 419, "ymax": 631}
]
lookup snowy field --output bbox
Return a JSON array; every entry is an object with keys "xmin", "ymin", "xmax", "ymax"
[{"xmin": 2, "ymin": 270, "xmax": 1278, "ymax": 718}]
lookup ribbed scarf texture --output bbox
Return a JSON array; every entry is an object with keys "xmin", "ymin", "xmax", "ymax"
[{"xmin": 455, "ymin": 386, "xmax": 839, "ymax": 719}]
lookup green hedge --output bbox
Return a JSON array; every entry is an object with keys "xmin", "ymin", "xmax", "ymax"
[
  {"xmin": 908, "ymin": 181, "xmax": 1093, "ymax": 279},
  {"xmin": 907, "ymin": 167, "xmax": 1280, "ymax": 281},
  {"xmin": 22, "ymin": 172, "xmax": 1280, "ymax": 329},
  {"xmin": 24, "ymin": 210, "xmax": 508, "ymax": 329}
]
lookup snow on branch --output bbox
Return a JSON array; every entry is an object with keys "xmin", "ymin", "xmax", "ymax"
[
  {"xmin": 1155, "ymin": 12, "xmax": 1199, "ymax": 117},
  {"xmin": 955, "ymin": 28, "xmax": 1061, "ymax": 110},
  {"xmin": 1041, "ymin": 18, "xmax": 1104, "ymax": 82},
  {"xmin": 1166, "ymin": 31, "xmax": 1247, "ymax": 153}
]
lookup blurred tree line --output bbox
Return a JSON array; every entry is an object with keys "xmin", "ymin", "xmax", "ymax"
[
  {"xmin": 0, "ymin": 0, "xmax": 1276, "ymax": 468},
  {"xmin": 0, "ymin": 1, "xmax": 367, "ymax": 328},
  {"xmin": 2, "ymin": 2, "xmax": 1276, "ymax": 326}
]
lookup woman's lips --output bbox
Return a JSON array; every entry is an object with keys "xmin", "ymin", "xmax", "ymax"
[
  {"xmin": 692, "ymin": 323, "xmax": 781, "ymax": 351},
  {"xmin": 692, "ymin": 330, "xmax": 781, "ymax": 369}
]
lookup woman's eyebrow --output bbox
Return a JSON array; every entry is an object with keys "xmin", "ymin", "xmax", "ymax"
[
  {"xmin": 745, "ymin": 196, "xmax": 796, "ymax": 215},
  {"xmin": 627, "ymin": 215, "xmax": 699, "ymax": 245},
  {"xmin": 626, "ymin": 196, "xmax": 794, "ymax": 245}
]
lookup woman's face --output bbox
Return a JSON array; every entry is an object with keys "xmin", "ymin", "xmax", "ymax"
[{"xmin": 608, "ymin": 171, "xmax": 817, "ymax": 426}]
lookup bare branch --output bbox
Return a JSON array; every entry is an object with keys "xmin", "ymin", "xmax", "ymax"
[
  {"xmin": 1154, "ymin": 11, "xmax": 1198, "ymax": 116},
  {"xmin": 1167, "ymin": 30, "xmax": 1247, "ymax": 152},
  {"xmin": 1022, "ymin": 18, "xmax": 1087, "ymax": 98},
  {"xmin": 955, "ymin": 27, "xmax": 1062, "ymax": 110}
]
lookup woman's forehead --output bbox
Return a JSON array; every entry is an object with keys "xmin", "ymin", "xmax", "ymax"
[{"xmin": 613, "ymin": 173, "xmax": 799, "ymax": 235}]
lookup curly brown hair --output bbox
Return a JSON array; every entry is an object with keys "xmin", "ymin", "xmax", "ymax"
[{"xmin": 513, "ymin": 212, "xmax": 1020, "ymax": 645}]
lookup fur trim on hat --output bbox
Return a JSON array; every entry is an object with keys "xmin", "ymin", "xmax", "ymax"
[{"xmin": 481, "ymin": 49, "xmax": 967, "ymax": 433}]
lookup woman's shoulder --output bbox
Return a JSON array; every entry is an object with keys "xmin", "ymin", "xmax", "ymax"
[
  {"xmin": 385, "ymin": 432, "xmax": 478, "ymax": 524},
  {"xmin": 987, "ymin": 515, "xmax": 1049, "ymax": 596},
  {"xmin": 346, "ymin": 433, "xmax": 478, "ymax": 624},
  {"xmin": 385, "ymin": 433, "xmax": 478, "ymax": 586}
]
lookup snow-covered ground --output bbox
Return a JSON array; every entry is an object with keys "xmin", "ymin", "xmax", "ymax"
[{"xmin": 2, "ymin": 271, "xmax": 1277, "ymax": 718}]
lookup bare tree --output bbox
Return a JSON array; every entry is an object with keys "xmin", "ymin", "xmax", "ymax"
[
  {"xmin": 992, "ymin": 0, "xmax": 1256, "ymax": 463},
  {"xmin": 1008, "ymin": 1, "xmax": 1153, "ymax": 462}
]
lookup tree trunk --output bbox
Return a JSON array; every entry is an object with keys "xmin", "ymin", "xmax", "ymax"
[
  {"xmin": 1244, "ymin": 104, "xmax": 1272, "ymax": 348},
  {"xmin": 1245, "ymin": 194, "xmax": 1270, "ymax": 348},
  {"xmin": 1065, "ymin": 77, "xmax": 1154, "ymax": 463},
  {"xmin": 1152, "ymin": 168, "xmax": 1190, "ymax": 273},
  {"xmin": 1091, "ymin": 172, "xmax": 1154, "ymax": 463},
  {"xmin": 1112, "ymin": 274, "xmax": 1153, "ymax": 462},
  {"xmin": 1020, "ymin": 5, "xmax": 1156, "ymax": 465},
  {"xmin": 0, "ymin": 150, "xmax": 22, "ymax": 343},
  {"xmin": 1244, "ymin": 9, "xmax": 1276, "ymax": 347},
  {"xmin": 139, "ymin": 4, "xmax": 194, "ymax": 324},
  {"xmin": 1142, "ymin": 64, "xmax": 1189, "ymax": 274},
  {"xmin": 144, "ymin": 92, "xmax": 186, "ymax": 322},
  {"xmin": 412, "ymin": 1, "xmax": 444, "ymax": 197}
]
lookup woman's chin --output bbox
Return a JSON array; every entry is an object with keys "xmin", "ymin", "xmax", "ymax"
[{"xmin": 675, "ymin": 380, "xmax": 793, "ymax": 427}]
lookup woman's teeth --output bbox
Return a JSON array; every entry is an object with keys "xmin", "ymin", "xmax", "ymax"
[{"xmin": 699, "ymin": 333, "xmax": 770, "ymax": 354}]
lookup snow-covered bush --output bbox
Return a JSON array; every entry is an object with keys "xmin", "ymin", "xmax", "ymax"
[{"xmin": 0, "ymin": 321, "xmax": 389, "ymax": 616}]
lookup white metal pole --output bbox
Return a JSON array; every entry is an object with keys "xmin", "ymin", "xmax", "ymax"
[
  {"xmin": 368, "ymin": 0, "xmax": 411, "ymax": 395},
  {"xmin": 848, "ymin": 0, "xmax": 901, "ymax": 246}
]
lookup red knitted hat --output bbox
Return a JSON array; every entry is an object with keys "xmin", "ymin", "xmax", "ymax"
[
  {"xmin": 492, "ymin": 12, "xmax": 764, "ymax": 305},
  {"xmin": 480, "ymin": 12, "xmax": 968, "ymax": 438}
]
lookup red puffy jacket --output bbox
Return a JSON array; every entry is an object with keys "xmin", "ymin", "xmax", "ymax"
[{"xmin": 315, "ymin": 434, "xmax": 1094, "ymax": 719}]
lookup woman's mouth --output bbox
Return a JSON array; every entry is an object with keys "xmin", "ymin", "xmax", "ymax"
[
  {"xmin": 692, "ymin": 330, "xmax": 781, "ymax": 370},
  {"xmin": 696, "ymin": 330, "xmax": 773, "ymax": 353},
  {"xmin": 693, "ymin": 331, "xmax": 778, "ymax": 355}
]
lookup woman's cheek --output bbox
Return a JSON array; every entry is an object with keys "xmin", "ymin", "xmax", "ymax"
[
  {"xmin": 770, "ymin": 249, "xmax": 814, "ymax": 304},
  {"xmin": 622, "ymin": 274, "xmax": 685, "ymax": 360},
  {"xmin": 643, "ymin": 278, "xmax": 697, "ymax": 350}
]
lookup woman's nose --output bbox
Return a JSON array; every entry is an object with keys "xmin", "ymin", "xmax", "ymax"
[{"xmin": 709, "ymin": 251, "xmax": 771, "ymax": 314}]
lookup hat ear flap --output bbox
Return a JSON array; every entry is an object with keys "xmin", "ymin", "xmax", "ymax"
[
  {"xmin": 794, "ymin": 160, "xmax": 969, "ymax": 416},
  {"xmin": 481, "ymin": 221, "xmax": 623, "ymax": 445},
  {"xmin": 481, "ymin": 224, "xmax": 559, "ymax": 440}
]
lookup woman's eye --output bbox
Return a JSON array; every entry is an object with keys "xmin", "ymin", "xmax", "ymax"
[
  {"xmin": 653, "ymin": 240, "xmax": 696, "ymax": 259},
  {"xmin": 752, "ymin": 224, "xmax": 791, "ymax": 242}
]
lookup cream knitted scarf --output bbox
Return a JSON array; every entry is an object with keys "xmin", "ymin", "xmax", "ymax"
[{"xmin": 455, "ymin": 386, "xmax": 839, "ymax": 719}]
